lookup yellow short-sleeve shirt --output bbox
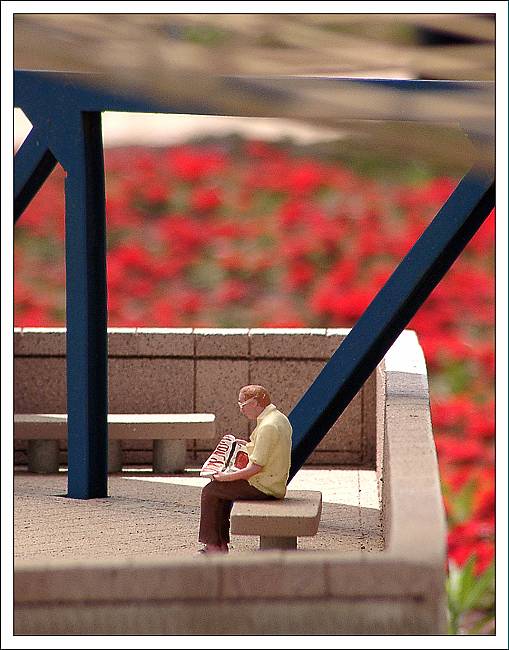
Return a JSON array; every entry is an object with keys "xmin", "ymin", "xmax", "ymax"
[{"xmin": 245, "ymin": 404, "xmax": 292, "ymax": 499}]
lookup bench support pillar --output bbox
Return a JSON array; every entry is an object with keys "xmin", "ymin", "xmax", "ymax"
[
  {"xmin": 27, "ymin": 440, "xmax": 60, "ymax": 474},
  {"xmin": 108, "ymin": 440, "xmax": 123, "ymax": 473},
  {"xmin": 260, "ymin": 536, "xmax": 297, "ymax": 550},
  {"xmin": 153, "ymin": 439, "xmax": 186, "ymax": 473}
]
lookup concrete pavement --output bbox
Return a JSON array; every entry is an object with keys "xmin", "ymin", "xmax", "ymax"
[{"xmin": 14, "ymin": 467, "xmax": 383, "ymax": 560}]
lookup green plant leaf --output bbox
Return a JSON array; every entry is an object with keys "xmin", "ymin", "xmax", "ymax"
[
  {"xmin": 447, "ymin": 557, "xmax": 475, "ymax": 612},
  {"xmin": 448, "ymin": 479, "xmax": 478, "ymax": 525},
  {"xmin": 456, "ymin": 556, "xmax": 477, "ymax": 611},
  {"xmin": 447, "ymin": 560, "xmax": 463, "ymax": 608},
  {"xmin": 447, "ymin": 559, "xmax": 496, "ymax": 635},
  {"xmin": 461, "ymin": 562, "xmax": 495, "ymax": 612}
]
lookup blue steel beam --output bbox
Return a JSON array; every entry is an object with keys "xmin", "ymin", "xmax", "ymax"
[
  {"xmin": 14, "ymin": 128, "xmax": 57, "ymax": 222},
  {"xmin": 288, "ymin": 166, "xmax": 494, "ymax": 480},
  {"xmin": 15, "ymin": 70, "xmax": 492, "ymax": 120},
  {"xmin": 63, "ymin": 111, "xmax": 108, "ymax": 499},
  {"xmin": 15, "ymin": 78, "xmax": 110, "ymax": 498},
  {"xmin": 15, "ymin": 70, "xmax": 216, "ymax": 118}
]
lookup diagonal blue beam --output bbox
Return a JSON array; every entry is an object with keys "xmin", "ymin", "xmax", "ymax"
[
  {"xmin": 14, "ymin": 128, "xmax": 57, "ymax": 222},
  {"xmin": 288, "ymin": 166, "xmax": 494, "ymax": 481}
]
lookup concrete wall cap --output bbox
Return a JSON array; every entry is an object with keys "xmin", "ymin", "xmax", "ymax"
[
  {"xmin": 193, "ymin": 328, "xmax": 249, "ymax": 335},
  {"xmin": 249, "ymin": 328, "xmax": 327, "ymax": 335},
  {"xmin": 325, "ymin": 328, "xmax": 351, "ymax": 336},
  {"xmin": 108, "ymin": 327, "xmax": 136, "ymax": 333},
  {"xmin": 194, "ymin": 329, "xmax": 249, "ymax": 357},
  {"xmin": 20, "ymin": 327, "xmax": 67, "ymax": 333},
  {"xmin": 381, "ymin": 331, "xmax": 446, "ymax": 568},
  {"xmin": 136, "ymin": 328, "xmax": 194, "ymax": 335}
]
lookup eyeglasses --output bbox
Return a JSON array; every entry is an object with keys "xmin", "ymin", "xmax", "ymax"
[{"xmin": 238, "ymin": 396, "xmax": 257, "ymax": 409}]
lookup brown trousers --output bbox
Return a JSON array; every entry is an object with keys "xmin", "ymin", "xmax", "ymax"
[{"xmin": 199, "ymin": 479, "xmax": 274, "ymax": 546}]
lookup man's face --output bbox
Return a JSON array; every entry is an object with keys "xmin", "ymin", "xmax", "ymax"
[{"xmin": 238, "ymin": 391, "xmax": 264, "ymax": 420}]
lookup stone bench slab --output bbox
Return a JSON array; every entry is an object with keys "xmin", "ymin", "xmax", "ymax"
[
  {"xmin": 15, "ymin": 414, "xmax": 216, "ymax": 474},
  {"xmin": 14, "ymin": 414, "xmax": 216, "ymax": 440},
  {"xmin": 231, "ymin": 490, "xmax": 322, "ymax": 538}
]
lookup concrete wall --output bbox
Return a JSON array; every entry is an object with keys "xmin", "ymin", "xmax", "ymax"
[
  {"xmin": 14, "ymin": 327, "xmax": 377, "ymax": 468},
  {"xmin": 14, "ymin": 554, "xmax": 445, "ymax": 635},
  {"xmin": 380, "ymin": 331, "xmax": 447, "ymax": 566},
  {"xmin": 14, "ymin": 329, "xmax": 447, "ymax": 634},
  {"xmin": 376, "ymin": 330, "xmax": 448, "ymax": 632}
]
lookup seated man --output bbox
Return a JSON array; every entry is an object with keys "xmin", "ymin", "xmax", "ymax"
[{"xmin": 198, "ymin": 384, "xmax": 292, "ymax": 554}]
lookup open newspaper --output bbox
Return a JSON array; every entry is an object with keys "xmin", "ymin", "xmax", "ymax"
[{"xmin": 200, "ymin": 434, "xmax": 249, "ymax": 477}]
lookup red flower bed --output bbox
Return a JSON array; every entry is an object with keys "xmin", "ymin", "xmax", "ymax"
[{"xmin": 14, "ymin": 140, "xmax": 494, "ymax": 578}]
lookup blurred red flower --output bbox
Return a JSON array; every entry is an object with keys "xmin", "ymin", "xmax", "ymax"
[
  {"xmin": 286, "ymin": 161, "xmax": 324, "ymax": 194},
  {"xmin": 191, "ymin": 186, "xmax": 223, "ymax": 212},
  {"xmin": 285, "ymin": 260, "xmax": 315, "ymax": 289},
  {"xmin": 435, "ymin": 436, "xmax": 486, "ymax": 464},
  {"xmin": 141, "ymin": 181, "xmax": 170, "ymax": 205},
  {"xmin": 215, "ymin": 279, "xmax": 249, "ymax": 305},
  {"xmin": 166, "ymin": 145, "xmax": 226, "ymax": 182}
]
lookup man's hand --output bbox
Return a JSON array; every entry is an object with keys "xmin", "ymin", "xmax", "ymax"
[
  {"xmin": 212, "ymin": 462, "xmax": 263, "ymax": 482},
  {"xmin": 212, "ymin": 471, "xmax": 231, "ymax": 482}
]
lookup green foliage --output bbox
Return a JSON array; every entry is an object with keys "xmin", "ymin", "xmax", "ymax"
[
  {"xmin": 442, "ymin": 479, "xmax": 476, "ymax": 526},
  {"xmin": 443, "ymin": 360, "xmax": 476, "ymax": 395},
  {"xmin": 447, "ymin": 559, "xmax": 495, "ymax": 635}
]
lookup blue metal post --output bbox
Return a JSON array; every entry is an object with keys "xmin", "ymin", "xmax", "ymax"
[
  {"xmin": 288, "ymin": 167, "xmax": 494, "ymax": 480},
  {"xmin": 64, "ymin": 112, "xmax": 108, "ymax": 499}
]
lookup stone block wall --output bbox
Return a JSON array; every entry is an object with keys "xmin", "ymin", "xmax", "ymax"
[
  {"xmin": 14, "ymin": 327, "xmax": 376, "ymax": 468},
  {"xmin": 14, "ymin": 554, "xmax": 446, "ymax": 634}
]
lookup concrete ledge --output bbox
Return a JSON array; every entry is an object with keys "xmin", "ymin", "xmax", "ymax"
[
  {"xmin": 12, "ymin": 598, "xmax": 438, "ymax": 635},
  {"xmin": 134, "ymin": 328, "xmax": 194, "ymax": 357},
  {"xmin": 15, "ymin": 556, "xmax": 222, "ymax": 604},
  {"xmin": 376, "ymin": 330, "xmax": 447, "ymax": 631},
  {"xmin": 14, "ymin": 327, "xmax": 349, "ymax": 359},
  {"xmin": 194, "ymin": 328, "xmax": 249, "ymax": 357},
  {"xmin": 106, "ymin": 328, "xmax": 139, "ymax": 356},
  {"xmin": 249, "ymin": 328, "xmax": 328, "ymax": 358},
  {"xmin": 14, "ymin": 553, "xmax": 444, "ymax": 604},
  {"xmin": 14, "ymin": 553, "xmax": 444, "ymax": 634},
  {"xmin": 380, "ymin": 331, "xmax": 447, "ymax": 567},
  {"xmin": 14, "ymin": 327, "xmax": 66, "ymax": 356}
]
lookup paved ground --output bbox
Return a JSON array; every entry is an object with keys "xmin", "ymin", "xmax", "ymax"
[{"xmin": 14, "ymin": 468, "xmax": 383, "ymax": 560}]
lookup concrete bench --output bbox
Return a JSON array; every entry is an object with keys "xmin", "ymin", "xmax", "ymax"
[
  {"xmin": 14, "ymin": 413, "xmax": 216, "ymax": 474},
  {"xmin": 231, "ymin": 489, "xmax": 322, "ymax": 550}
]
